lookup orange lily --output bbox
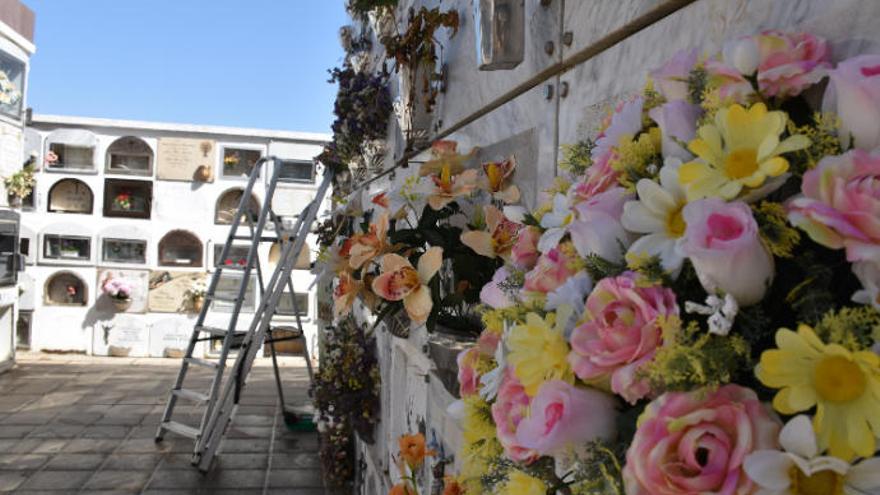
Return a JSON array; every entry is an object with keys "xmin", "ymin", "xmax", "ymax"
[
  {"xmin": 460, "ymin": 206, "xmax": 522, "ymax": 260},
  {"xmin": 426, "ymin": 165, "xmax": 479, "ymax": 210},
  {"xmin": 482, "ymin": 156, "xmax": 520, "ymax": 204},
  {"xmin": 371, "ymin": 247, "xmax": 443, "ymax": 323},
  {"xmin": 348, "ymin": 212, "xmax": 389, "ymax": 270},
  {"xmin": 398, "ymin": 433, "xmax": 436, "ymax": 470},
  {"xmin": 332, "ymin": 271, "xmax": 360, "ymax": 319},
  {"xmin": 389, "ymin": 483, "xmax": 416, "ymax": 495}
]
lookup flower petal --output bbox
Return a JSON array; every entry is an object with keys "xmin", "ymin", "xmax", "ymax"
[
  {"xmin": 743, "ymin": 450, "xmax": 794, "ymax": 490},
  {"xmin": 404, "ymin": 285, "xmax": 433, "ymax": 323},
  {"xmin": 779, "ymin": 415, "xmax": 818, "ymax": 458},
  {"xmin": 461, "ymin": 231, "xmax": 496, "ymax": 258},
  {"xmin": 417, "ymin": 246, "xmax": 443, "ymax": 283}
]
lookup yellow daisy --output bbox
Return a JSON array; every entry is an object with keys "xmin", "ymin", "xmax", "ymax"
[
  {"xmin": 678, "ymin": 102, "xmax": 810, "ymax": 200},
  {"xmin": 507, "ymin": 308, "xmax": 574, "ymax": 396},
  {"xmin": 497, "ymin": 470, "xmax": 546, "ymax": 495},
  {"xmin": 756, "ymin": 324, "xmax": 880, "ymax": 460}
]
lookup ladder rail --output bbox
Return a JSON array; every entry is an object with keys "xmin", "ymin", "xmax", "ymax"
[{"xmin": 195, "ymin": 170, "xmax": 331, "ymax": 470}]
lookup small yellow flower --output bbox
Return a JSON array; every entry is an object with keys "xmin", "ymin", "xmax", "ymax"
[
  {"xmin": 498, "ymin": 470, "xmax": 546, "ymax": 495},
  {"xmin": 756, "ymin": 324, "xmax": 880, "ymax": 460},
  {"xmin": 507, "ymin": 309, "xmax": 574, "ymax": 396},
  {"xmin": 679, "ymin": 102, "xmax": 810, "ymax": 200}
]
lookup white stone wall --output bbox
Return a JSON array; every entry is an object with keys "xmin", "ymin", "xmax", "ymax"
[
  {"xmin": 19, "ymin": 117, "xmax": 330, "ymax": 361},
  {"xmin": 342, "ymin": 0, "xmax": 880, "ymax": 492}
]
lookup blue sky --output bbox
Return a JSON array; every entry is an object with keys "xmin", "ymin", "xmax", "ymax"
[{"xmin": 24, "ymin": 0, "xmax": 347, "ymax": 133}]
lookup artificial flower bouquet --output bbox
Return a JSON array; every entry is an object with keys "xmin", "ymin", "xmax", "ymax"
[
  {"xmin": 102, "ymin": 277, "xmax": 132, "ymax": 301},
  {"xmin": 113, "ymin": 191, "xmax": 132, "ymax": 210},
  {"xmin": 327, "ymin": 140, "xmax": 523, "ymax": 336},
  {"xmin": 447, "ymin": 30, "xmax": 880, "ymax": 494}
]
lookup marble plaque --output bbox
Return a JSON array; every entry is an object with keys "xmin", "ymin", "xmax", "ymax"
[
  {"xmin": 149, "ymin": 317, "xmax": 195, "ymax": 358},
  {"xmin": 157, "ymin": 137, "xmax": 216, "ymax": 182},
  {"xmin": 147, "ymin": 270, "xmax": 206, "ymax": 313},
  {"xmin": 96, "ymin": 269, "xmax": 149, "ymax": 313},
  {"xmin": 92, "ymin": 314, "xmax": 149, "ymax": 357}
]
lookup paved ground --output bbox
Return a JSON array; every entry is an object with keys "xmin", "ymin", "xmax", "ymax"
[{"xmin": 0, "ymin": 353, "xmax": 330, "ymax": 494}]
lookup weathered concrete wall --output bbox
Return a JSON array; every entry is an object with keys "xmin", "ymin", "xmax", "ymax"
[{"xmin": 343, "ymin": 0, "xmax": 880, "ymax": 493}]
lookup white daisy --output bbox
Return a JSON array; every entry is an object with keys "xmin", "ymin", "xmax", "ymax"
[
  {"xmin": 743, "ymin": 415, "xmax": 880, "ymax": 495},
  {"xmin": 537, "ymin": 193, "xmax": 574, "ymax": 253},
  {"xmin": 621, "ymin": 158, "xmax": 688, "ymax": 276}
]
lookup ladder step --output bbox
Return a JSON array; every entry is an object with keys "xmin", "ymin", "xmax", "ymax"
[
  {"xmin": 161, "ymin": 420, "xmax": 200, "ymax": 439},
  {"xmin": 185, "ymin": 357, "xmax": 219, "ymax": 369},
  {"xmin": 196, "ymin": 325, "xmax": 228, "ymax": 337},
  {"xmin": 217, "ymin": 263, "xmax": 248, "ymax": 271},
  {"xmin": 172, "ymin": 388, "xmax": 210, "ymax": 402},
  {"xmin": 206, "ymin": 293, "xmax": 239, "ymax": 303}
]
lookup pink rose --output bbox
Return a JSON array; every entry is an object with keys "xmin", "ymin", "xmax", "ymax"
[
  {"xmin": 623, "ymin": 385, "xmax": 781, "ymax": 495},
  {"xmin": 456, "ymin": 330, "xmax": 501, "ymax": 397},
  {"xmin": 569, "ymin": 187, "xmax": 634, "ymax": 263},
  {"xmin": 510, "ymin": 226, "xmax": 541, "ymax": 271},
  {"xmin": 568, "ymin": 272, "xmax": 678, "ymax": 404},
  {"xmin": 491, "ymin": 369, "xmax": 537, "ymax": 463},
  {"xmin": 788, "ymin": 149, "xmax": 880, "ymax": 263},
  {"xmin": 523, "ymin": 246, "xmax": 575, "ymax": 294},
  {"xmin": 480, "ymin": 266, "xmax": 514, "ymax": 309},
  {"xmin": 515, "ymin": 380, "xmax": 617, "ymax": 456},
  {"xmin": 707, "ymin": 31, "xmax": 830, "ymax": 100},
  {"xmin": 570, "ymin": 151, "xmax": 620, "ymax": 203},
  {"xmin": 650, "ymin": 48, "xmax": 699, "ymax": 101},
  {"xmin": 648, "ymin": 100, "xmax": 702, "ymax": 160},
  {"xmin": 823, "ymin": 54, "xmax": 880, "ymax": 150},
  {"xmin": 681, "ymin": 199, "xmax": 774, "ymax": 306}
]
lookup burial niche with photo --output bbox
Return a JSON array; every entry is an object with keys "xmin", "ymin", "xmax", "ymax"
[
  {"xmin": 102, "ymin": 238, "xmax": 147, "ymax": 264},
  {"xmin": 103, "ymin": 179, "xmax": 152, "ymax": 218},
  {"xmin": 106, "ymin": 136, "xmax": 153, "ymax": 175},
  {"xmin": 43, "ymin": 234, "xmax": 90, "ymax": 261},
  {"xmin": 277, "ymin": 159, "xmax": 315, "ymax": 183},
  {"xmin": 158, "ymin": 230, "xmax": 202, "ymax": 267},
  {"xmin": 215, "ymin": 189, "xmax": 260, "ymax": 225},
  {"xmin": 213, "ymin": 243, "xmax": 250, "ymax": 268},
  {"xmin": 45, "ymin": 272, "xmax": 87, "ymax": 306},
  {"xmin": 221, "ymin": 147, "xmax": 261, "ymax": 178},
  {"xmin": 47, "ymin": 179, "xmax": 93, "ymax": 214}
]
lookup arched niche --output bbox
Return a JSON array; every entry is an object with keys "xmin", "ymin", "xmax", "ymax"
[
  {"xmin": 105, "ymin": 136, "xmax": 153, "ymax": 175},
  {"xmin": 214, "ymin": 188, "xmax": 260, "ymax": 225},
  {"xmin": 268, "ymin": 241, "xmax": 311, "ymax": 270},
  {"xmin": 44, "ymin": 271, "xmax": 88, "ymax": 306},
  {"xmin": 158, "ymin": 230, "xmax": 203, "ymax": 267},
  {"xmin": 45, "ymin": 129, "xmax": 97, "ymax": 170},
  {"xmin": 47, "ymin": 178, "xmax": 93, "ymax": 214}
]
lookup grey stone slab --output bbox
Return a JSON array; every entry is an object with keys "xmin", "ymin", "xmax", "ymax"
[
  {"xmin": 44, "ymin": 453, "xmax": 107, "ymax": 470},
  {"xmin": 226, "ymin": 426, "xmax": 273, "ymax": 439},
  {"xmin": 0, "ymin": 471, "xmax": 28, "ymax": 491},
  {"xmin": 12, "ymin": 438, "xmax": 69, "ymax": 454},
  {"xmin": 61, "ymin": 438, "xmax": 120, "ymax": 454},
  {"xmin": 84, "ymin": 470, "xmax": 151, "ymax": 491},
  {"xmin": 27, "ymin": 423, "xmax": 85, "ymax": 438},
  {"xmin": 53, "ymin": 411, "xmax": 105, "ymax": 425},
  {"xmin": 94, "ymin": 414, "xmax": 147, "ymax": 426},
  {"xmin": 271, "ymin": 452, "xmax": 321, "ymax": 469},
  {"xmin": 217, "ymin": 439, "xmax": 268, "ymax": 454},
  {"xmin": 142, "ymin": 469, "xmax": 207, "ymax": 489},
  {"xmin": 267, "ymin": 469, "xmax": 324, "ymax": 488},
  {"xmin": 0, "ymin": 426, "xmax": 34, "ymax": 439},
  {"xmin": 213, "ymin": 454, "xmax": 268, "ymax": 470},
  {"xmin": 102, "ymin": 453, "xmax": 162, "ymax": 471},
  {"xmin": 203, "ymin": 469, "xmax": 266, "ymax": 488},
  {"xmin": 0, "ymin": 454, "xmax": 49, "ymax": 471},
  {"xmin": 231, "ymin": 414, "xmax": 275, "ymax": 427},
  {"xmin": 19, "ymin": 470, "xmax": 92, "ymax": 490},
  {"xmin": 3, "ymin": 412, "xmax": 58, "ymax": 425},
  {"xmin": 80, "ymin": 425, "xmax": 132, "ymax": 439}
]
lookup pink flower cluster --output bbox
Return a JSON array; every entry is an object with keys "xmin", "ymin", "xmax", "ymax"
[{"xmin": 102, "ymin": 277, "xmax": 132, "ymax": 300}]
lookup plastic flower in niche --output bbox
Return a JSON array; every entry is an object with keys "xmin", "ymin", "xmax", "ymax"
[
  {"xmin": 371, "ymin": 247, "xmax": 442, "ymax": 324},
  {"xmin": 756, "ymin": 324, "xmax": 880, "ymax": 460},
  {"xmin": 622, "ymin": 158, "xmax": 688, "ymax": 275},
  {"xmin": 481, "ymin": 156, "xmax": 520, "ymax": 204},
  {"xmin": 332, "ymin": 271, "xmax": 360, "ymax": 319},
  {"xmin": 460, "ymin": 206, "xmax": 521, "ymax": 260},
  {"xmin": 678, "ymin": 102, "xmax": 810, "ymax": 201},
  {"xmin": 506, "ymin": 306, "xmax": 574, "ymax": 396},
  {"xmin": 423, "ymin": 164, "xmax": 479, "ymax": 211},
  {"xmin": 347, "ymin": 212, "xmax": 389, "ymax": 270},
  {"xmin": 744, "ymin": 415, "xmax": 880, "ymax": 495},
  {"xmin": 537, "ymin": 193, "xmax": 574, "ymax": 253}
]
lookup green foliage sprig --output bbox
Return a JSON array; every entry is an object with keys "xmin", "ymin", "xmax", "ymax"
[{"xmin": 3, "ymin": 165, "xmax": 34, "ymax": 199}]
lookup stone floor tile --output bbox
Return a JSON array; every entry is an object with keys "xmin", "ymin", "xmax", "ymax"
[
  {"xmin": 61, "ymin": 438, "xmax": 119, "ymax": 454},
  {"xmin": 84, "ymin": 469, "xmax": 151, "ymax": 491},
  {"xmin": 142, "ymin": 469, "xmax": 206, "ymax": 489},
  {"xmin": 0, "ymin": 454, "xmax": 49, "ymax": 471},
  {"xmin": 19, "ymin": 470, "xmax": 92, "ymax": 490},
  {"xmin": 0, "ymin": 471, "xmax": 29, "ymax": 491},
  {"xmin": 271, "ymin": 452, "xmax": 321, "ymax": 469},
  {"xmin": 44, "ymin": 453, "xmax": 107, "ymax": 470},
  {"xmin": 80, "ymin": 425, "xmax": 132, "ymax": 438},
  {"xmin": 102, "ymin": 453, "xmax": 162, "ymax": 471},
  {"xmin": 0, "ymin": 425, "xmax": 34, "ymax": 438},
  {"xmin": 213, "ymin": 453, "xmax": 269, "ymax": 470},
  {"xmin": 12, "ymin": 438, "xmax": 69, "ymax": 454},
  {"xmin": 267, "ymin": 469, "xmax": 324, "ymax": 488},
  {"xmin": 226, "ymin": 426, "xmax": 273, "ymax": 438},
  {"xmin": 217, "ymin": 438, "xmax": 269, "ymax": 454},
  {"xmin": 203, "ymin": 469, "xmax": 266, "ymax": 488},
  {"xmin": 231, "ymin": 414, "xmax": 275, "ymax": 426},
  {"xmin": 27, "ymin": 423, "xmax": 85, "ymax": 438}
]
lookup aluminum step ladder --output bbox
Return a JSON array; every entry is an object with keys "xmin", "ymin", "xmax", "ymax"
[{"xmin": 155, "ymin": 157, "xmax": 330, "ymax": 472}]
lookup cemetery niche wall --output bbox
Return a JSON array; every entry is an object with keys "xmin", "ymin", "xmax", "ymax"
[
  {"xmin": 47, "ymin": 178, "xmax": 93, "ymax": 214},
  {"xmin": 319, "ymin": 1, "xmax": 880, "ymax": 494}
]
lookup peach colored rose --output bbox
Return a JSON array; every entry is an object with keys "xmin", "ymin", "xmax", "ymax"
[
  {"xmin": 510, "ymin": 226, "xmax": 541, "ymax": 270},
  {"xmin": 568, "ymin": 272, "xmax": 678, "ymax": 404},
  {"xmin": 823, "ymin": 54, "xmax": 880, "ymax": 150},
  {"xmin": 788, "ymin": 149, "xmax": 880, "ymax": 264},
  {"xmin": 623, "ymin": 385, "xmax": 781, "ymax": 495}
]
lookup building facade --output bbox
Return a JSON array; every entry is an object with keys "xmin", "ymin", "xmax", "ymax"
[
  {"xmin": 19, "ymin": 114, "xmax": 329, "ymax": 360},
  {"xmin": 0, "ymin": 0, "xmax": 35, "ymax": 372}
]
